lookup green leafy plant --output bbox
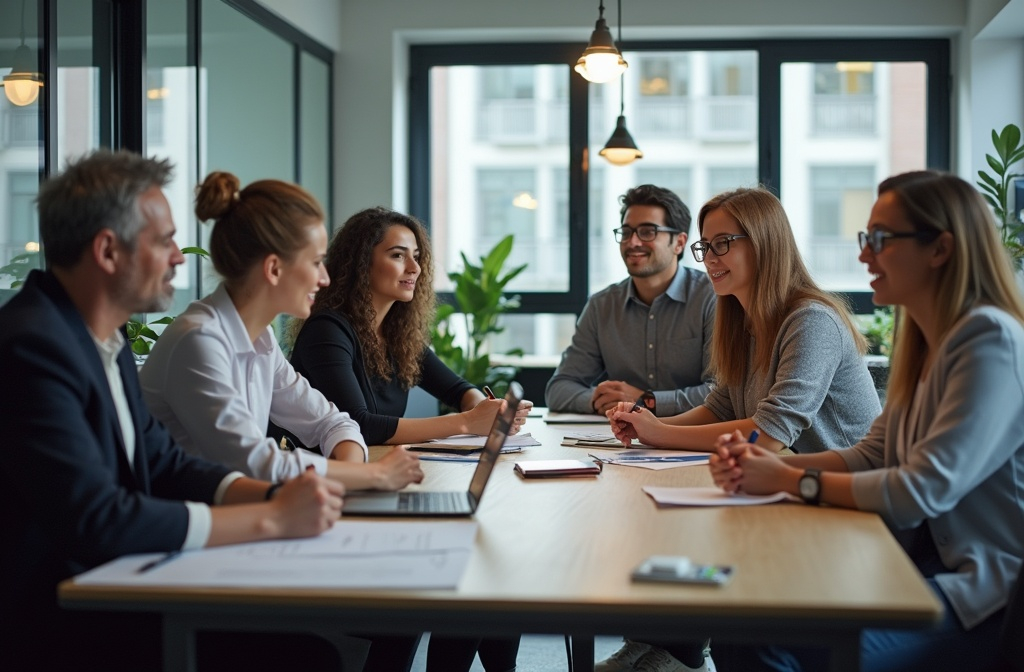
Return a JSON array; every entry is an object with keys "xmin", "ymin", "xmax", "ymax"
[
  {"xmin": 0, "ymin": 250, "xmax": 42, "ymax": 288},
  {"xmin": 976, "ymin": 123, "xmax": 1024, "ymax": 270},
  {"xmin": 431, "ymin": 235, "xmax": 527, "ymax": 396},
  {"xmin": 857, "ymin": 306, "xmax": 894, "ymax": 357},
  {"xmin": 127, "ymin": 246, "xmax": 209, "ymax": 357}
]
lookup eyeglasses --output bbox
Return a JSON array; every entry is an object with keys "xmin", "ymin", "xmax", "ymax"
[
  {"xmin": 857, "ymin": 229, "xmax": 939, "ymax": 254},
  {"xmin": 613, "ymin": 224, "xmax": 681, "ymax": 243},
  {"xmin": 690, "ymin": 234, "xmax": 747, "ymax": 263}
]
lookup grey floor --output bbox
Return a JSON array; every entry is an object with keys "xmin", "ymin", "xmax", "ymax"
[{"xmin": 410, "ymin": 634, "xmax": 624, "ymax": 671}]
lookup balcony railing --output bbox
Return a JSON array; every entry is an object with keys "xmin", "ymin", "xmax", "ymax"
[
  {"xmin": 1, "ymin": 107, "xmax": 40, "ymax": 148},
  {"xmin": 812, "ymin": 95, "xmax": 876, "ymax": 136},
  {"xmin": 634, "ymin": 98, "xmax": 692, "ymax": 138},
  {"xmin": 699, "ymin": 96, "xmax": 757, "ymax": 141},
  {"xmin": 474, "ymin": 96, "xmax": 757, "ymax": 146},
  {"xmin": 808, "ymin": 238, "xmax": 864, "ymax": 276}
]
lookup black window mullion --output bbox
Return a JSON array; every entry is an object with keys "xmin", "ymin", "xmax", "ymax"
[{"xmin": 112, "ymin": 0, "xmax": 145, "ymax": 153}]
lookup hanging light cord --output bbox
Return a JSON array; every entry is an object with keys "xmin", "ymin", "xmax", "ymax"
[
  {"xmin": 19, "ymin": 0, "xmax": 28, "ymax": 44},
  {"xmin": 617, "ymin": 0, "xmax": 624, "ymax": 116}
]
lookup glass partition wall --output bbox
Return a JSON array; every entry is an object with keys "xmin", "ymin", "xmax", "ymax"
[{"xmin": 0, "ymin": 0, "xmax": 334, "ymax": 311}]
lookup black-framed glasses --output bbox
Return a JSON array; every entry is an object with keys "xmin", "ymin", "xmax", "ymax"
[
  {"xmin": 690, "ymin": 234, "xmax": 747, "ymax": 263},
  {"xmin": 857, "ymin": 229, "xmax": 939, "ymax": 254},
  {"xmin": 613, "ymin": 224, "xmax": 681, "ymax": 243}
]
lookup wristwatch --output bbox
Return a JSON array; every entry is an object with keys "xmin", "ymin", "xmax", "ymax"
[
  {"xmin": 640, "ymin": 389, "xmax": 656, "ymax": 414},
  {"xmin": 798, "ymin": 468, "xmax": 822, "ymax": 506}
]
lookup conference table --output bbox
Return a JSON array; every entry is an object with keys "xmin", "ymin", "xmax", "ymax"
[{"xmin": 59, "ymin": 414, "xmax": 942, "ymax": 672}]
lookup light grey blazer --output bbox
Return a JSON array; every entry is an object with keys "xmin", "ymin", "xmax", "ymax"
[{"xmin": 839, "ymin": 306, "xmax": 1024, "ymax": 629}]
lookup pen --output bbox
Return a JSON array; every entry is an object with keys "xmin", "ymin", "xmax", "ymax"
[
  {"xmin": 483, "ymin": 386, "xmax": 496, "ymax": 400},
  {"xmin": 747, "ymin": 430, "xmax": 759, "ymax": 444},
  {"xmin": 630, "ymin": 394, "xmax": 645, "ymax": 413},
  {"xmin": 137, "ymin": 551, "xmax": 181, "ymax": 574}
]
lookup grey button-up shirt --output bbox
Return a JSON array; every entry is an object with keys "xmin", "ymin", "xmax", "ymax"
[{"xmin": 545, "ymin": 266, "xmax": 716, "ymax": 416}]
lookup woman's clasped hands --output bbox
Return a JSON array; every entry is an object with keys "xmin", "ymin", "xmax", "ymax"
[{"xmin": 709, "ymin": 430, "xmax": 796, "ymax": 495}]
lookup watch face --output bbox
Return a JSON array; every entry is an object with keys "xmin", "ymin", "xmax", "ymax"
[{"xmin": 799, "ymin": 474, "xmax": 819, "ymax": 499}]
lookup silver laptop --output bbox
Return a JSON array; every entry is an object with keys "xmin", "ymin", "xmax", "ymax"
[{"xmin": 342, "ymin": 382, "xmax": 523, "ymax": 517}]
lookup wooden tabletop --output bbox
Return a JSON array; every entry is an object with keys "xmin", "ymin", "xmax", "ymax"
[{"xmin": 60, "ymin": 418, "xmax": 942, "ymax": 664}]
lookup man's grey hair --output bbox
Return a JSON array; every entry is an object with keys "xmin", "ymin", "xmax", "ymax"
[{"xmin": 37, "ymin": 149, "xmax": 174, "ymax": 268}]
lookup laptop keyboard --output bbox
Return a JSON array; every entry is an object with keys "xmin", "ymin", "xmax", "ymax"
[{"xmin": 397, "ymin": 491, "xmax": 468, "ymax": 513}]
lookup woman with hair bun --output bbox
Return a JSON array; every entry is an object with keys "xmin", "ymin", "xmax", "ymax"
[{"xmin": 140, "ymin": 171, "xmax": 423, "ymax": 495}]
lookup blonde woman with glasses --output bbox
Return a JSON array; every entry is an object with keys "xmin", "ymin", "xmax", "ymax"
[{"xmin": 709, "ymin": 171, "xmax": 1024, "ymax": 671}]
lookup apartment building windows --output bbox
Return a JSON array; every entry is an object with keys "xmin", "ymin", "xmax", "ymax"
[
  {"xmin": 812, "ymin": 62, "xmax": 876, "ymax": 136},
  {"xmin": 409, "ymin": 39, "xmax": 948, "ymax": 355}
]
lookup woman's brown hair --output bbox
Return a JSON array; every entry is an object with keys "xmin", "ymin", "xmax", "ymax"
[
  {"xmin": 195, "ymin": 171, "xmax": 324, "ymax": 282},
  {"xmin": 294, "ymin": 207, "xmax": 435, "ymax": 389},
  {"xmin": 698, "ymin": 187, "xmax": 865, "ymax": 388}
]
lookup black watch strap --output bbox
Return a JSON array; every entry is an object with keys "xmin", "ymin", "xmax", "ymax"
[{"xmin": 264, "ymin": 482, "xmax": 283, "ymax": 501}]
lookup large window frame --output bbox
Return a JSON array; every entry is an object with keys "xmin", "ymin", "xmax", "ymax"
[
  {"xmin": 2, "ymin": 0, "xmax": 333, "ymax": 306},
  {"xmin": 409, "ymin": 39, "xmax": 949, "ymax": 318}
]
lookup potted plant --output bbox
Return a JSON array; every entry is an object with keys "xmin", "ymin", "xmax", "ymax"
[
  {"xmin": 431, "ymin": 234, "xmax": 527, "ymax": 398},
  {"xmin": 976, "ymin": 123, "xmax": 1024, "ymax": 270}
]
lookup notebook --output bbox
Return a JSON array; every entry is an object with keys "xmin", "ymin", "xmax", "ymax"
[{"xmin": 342, "ymin": 382, "xmax": 523, "ymax": 517}]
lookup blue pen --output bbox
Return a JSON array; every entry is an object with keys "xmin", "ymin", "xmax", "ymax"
[{"xmin": 747, "ymin": 430, "xmax": 759, "ymax": 444}]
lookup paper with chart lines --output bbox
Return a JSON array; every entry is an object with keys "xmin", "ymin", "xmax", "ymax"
[{"xmin": 74, "ymin": 520, "xmax": 478, "ymax": 589}]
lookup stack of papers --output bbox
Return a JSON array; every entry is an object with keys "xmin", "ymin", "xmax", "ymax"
[
  {"xmin": 409, "ymin": 433, "xmax": 541, "ymax": 453},
  {"xmin": 543, "ymin": 411, "xmax": 608, "ymax": 424}
]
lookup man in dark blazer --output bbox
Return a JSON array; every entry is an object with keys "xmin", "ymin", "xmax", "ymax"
[{"xmin": 0, "ymin": 150, "xmax": 345, "ymax": 671}]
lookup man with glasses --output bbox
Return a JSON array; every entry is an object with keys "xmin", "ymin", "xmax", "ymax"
[{"xmin": 546, "ymin": 184, "xmax": 716, "ymax": 417}]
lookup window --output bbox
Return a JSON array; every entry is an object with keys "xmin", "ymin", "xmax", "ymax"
[
  {"xmin": 410, "ymin": 40, "xmax": 949, "ymax": 354},
  {"xmin": 0, "ymin": 0, "xmax": 333, "ymax": 317}
]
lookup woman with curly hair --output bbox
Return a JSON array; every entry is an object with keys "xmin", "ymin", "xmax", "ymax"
[
  {"xmin": 140, "ymin": 173, "xmax": 423, "ymax": 493},
  {"xmin": 288, "ymin": 206, "xmax": 530, "ymax": 446},
  {"xmin": 288, "ymin": 206, "xmax": 525, "ymax": 672}
]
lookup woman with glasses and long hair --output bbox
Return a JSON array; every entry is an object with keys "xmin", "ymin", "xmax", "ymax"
[
  {"xmin": 709, "ymin": 172, "xmax": 1024, "ymax": 670},
  {"xmin": 607, "ymin": 187, "xmax": 880, "ymax": 456}
]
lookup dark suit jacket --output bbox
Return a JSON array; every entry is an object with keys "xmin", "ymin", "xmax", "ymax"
[{"xmin": 0, "ymin": 270, "xmax": 232, "ymax": 670}]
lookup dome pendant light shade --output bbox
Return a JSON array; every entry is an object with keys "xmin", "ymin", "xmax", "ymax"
[
  {"xmin": 599, "ymin": 115, "xmax": 643, "ymax": 165},
  {"xmin": 3, "ymin": 44, "xmax": 43, "ymax": 106},
  {"xmin": 574, "ymin": 2, "xmax": 627, "ymax": 83}
]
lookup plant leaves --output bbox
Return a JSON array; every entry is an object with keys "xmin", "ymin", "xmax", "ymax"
[{"xmin": 180, "ymin": 246, "xmax": 210, "ymax": 257}]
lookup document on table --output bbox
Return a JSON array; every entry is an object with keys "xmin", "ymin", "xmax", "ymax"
[
  {"xmin": 74, "ymin": 521, "xmax": 478, "ymax": 589},
  {"xmin": 543, "ymin": 411, "xmax": 609, "ymax": 424},
  {"xmin": 643, "ymin": 486, "xmax": 800, "ymax": 506},
  {"xmin": 592, "ymin": 449, "xmax": 710, "ymax": 470},
  {"xmin": 409, "ymin": 433, "xmax": 540, "ymax": 452}
]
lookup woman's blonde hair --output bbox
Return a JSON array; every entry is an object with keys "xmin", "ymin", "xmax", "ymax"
[
  {"xmin": 698, "ymin": 187, "xmax": 865, "ymax": 388},
  {"xmin": 195, "ymin": 171, "xmax": 324, "ymax": 282},
  {"xmin": 879, "ymin": 171, "xmax": 1024, "ymax": 409},
  {"xmin": 292, "ymin": 207, "xmax": 435, "ymax": 389}
]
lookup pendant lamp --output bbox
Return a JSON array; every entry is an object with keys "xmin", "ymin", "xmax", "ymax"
[
  {"xmin": 2, "ymin": 0, "xmax": 43, "ymax": 107},
  {"xmin": 598, "ymin": 1, "xmax": 641, "ymax": 165},
  {"xmin": 574, "ymin": 0, "xmax": 627, "ymax": 84}
]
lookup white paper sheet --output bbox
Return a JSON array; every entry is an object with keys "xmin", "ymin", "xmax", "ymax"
[
  {"xmin": 543, "ymin": 412, "xmax": 609, "ymax": 424},
  {"xmin": 410, "ymin": 433, "xmax": 541, "ymax": 450},
  {"xmin": 584, "ymin": 448, "xmax": 710, "ymax": 470},
  {"xmin": 643, "ymin": 486, "xmax": 800, "ymax": 506},
  {"xmin": 74, "ymin": 521, "xmax": 478, "ymax": 589}
]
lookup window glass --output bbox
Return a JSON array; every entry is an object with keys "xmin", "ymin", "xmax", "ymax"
[
  {"xmin": 430, "ymin": 64, "xmax": 570, "ymax": 294},
  {"xmin": 0, "ymin": 0, "xmax": 43, "ymax": 301},
  {"xmin": 780, "ymin": 61, "xmax": 927, "ymax": 291},
  {"xmin": 300, "ymin": 52, "xmax": 331, "ymax": 226},
  {"xmin": 148, "ymin": 0, "xmax": 201, "ymax": 315},
  {"xmin": 589, "ymin": 50, "xmax": 758, "ymax": 288}
]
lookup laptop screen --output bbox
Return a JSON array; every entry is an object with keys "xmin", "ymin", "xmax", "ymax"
[{"xmin": 467, "ymin": 381, "xmax": 523, "ymax": 504}]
